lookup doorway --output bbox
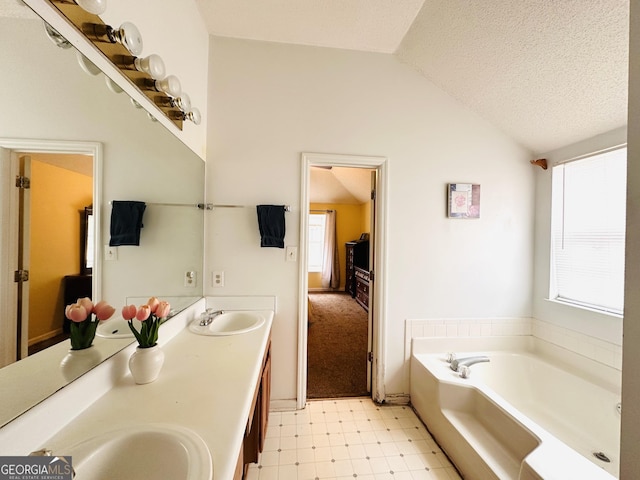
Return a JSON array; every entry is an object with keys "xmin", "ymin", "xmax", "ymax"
[
  {"xmin": 307, "ymin": 166, "xmax": 373, "ymax": 398},
  {"xmin": 298, "ymin": 153, "xmax": 388, "ymax": 408},
  {"xmin": 0, "ymin": 139, "xmax": 101, "ymax": 368}
]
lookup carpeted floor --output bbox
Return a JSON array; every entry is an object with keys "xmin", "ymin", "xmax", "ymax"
[{"xmin": 307, "ymin": 292, "xmax": 369, "ymax": 398}]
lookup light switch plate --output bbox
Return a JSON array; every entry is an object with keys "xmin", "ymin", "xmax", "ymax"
[
  {"xmin": 286, "ymin": 246, "xmax": 297, "ymax": 262},
  {"xmin": 104, "ymin": 245, "xmax": 118, "ymax": 261}
]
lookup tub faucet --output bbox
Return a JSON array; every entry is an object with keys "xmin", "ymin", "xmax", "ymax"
[
  {"xmin": 199, "ymin": 309, "xmax": 224, "ymax": 326},
  {"xmin": 450, "ymin": 355, "xmax": 490, "ymax": 378}
]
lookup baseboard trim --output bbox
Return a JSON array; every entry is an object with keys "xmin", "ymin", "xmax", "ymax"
[
  {"xmin": 28, "ymin": 328, "xmax": 64, "ymax": 346},
  {"xmin": 270, "ymin": 399, "xmax": 298, "ymax": 412},
  {"xmin": 378, "ymin": 393, "xmax": 410, "ymax": 406}
]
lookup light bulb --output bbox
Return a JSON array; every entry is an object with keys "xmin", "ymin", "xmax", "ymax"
[
  {"xmin": 154, "ymin": 75, "xmax": 181, "ymax": 97},
  {"xmin": 44, "ymin": 21, "xmax": 72, "ymax": 49},
  {"xmin": 134, "ymin": 54, "xmax": 165, "ymax": 80},
  {"xmin": 186, "ymin": 108, "xmax": 201, "ymax": 125},
  {"xmin": 175, "ymin": 93, "xmax": 191, "ymax": 112},
  {"xmin": 76, "ymin": 0, "xmax": 107, "ymax": 15},
  {"xmin": 76, "ymin": 51, "xmax": 100, "ymax": 75},
  {"xmin": 105, "ymin": 76, "xmax": 123, "ymax": 94},
  {"xmin": 108, "ymin": 22, "xmax": 142, "ymax": 55}
]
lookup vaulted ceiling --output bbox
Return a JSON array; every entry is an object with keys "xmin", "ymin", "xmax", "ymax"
[{"xmin": 198, "ymin": 0, "xmax": 630, "ymax": 155}]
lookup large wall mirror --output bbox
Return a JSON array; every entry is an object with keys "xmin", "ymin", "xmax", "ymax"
[{"xmin": 0, "ymin": 2, "xmax": 204, "ymax": 427}]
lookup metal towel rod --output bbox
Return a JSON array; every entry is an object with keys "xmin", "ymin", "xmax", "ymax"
[{"xmin": 108, "ymin": 202, "xmax": 291, "ymax": 211}]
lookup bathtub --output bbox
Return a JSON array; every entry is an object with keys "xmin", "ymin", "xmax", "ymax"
[{"xmin": 410, "ymin": 336, "xmax": 620, "ymax": 480}]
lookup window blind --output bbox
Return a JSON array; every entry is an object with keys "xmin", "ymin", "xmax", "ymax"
[{"xmin": 550, "ymin": 147, "xmax": 627, "ymax": 314}]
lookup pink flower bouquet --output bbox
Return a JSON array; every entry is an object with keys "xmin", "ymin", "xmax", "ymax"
[
  {"xmin": 122, "ymin": 297, "xmax": 171, "ymax": 348},
  {"xmin": 65, "ymin": 297, "xmax": 116, "ymax": 350}
]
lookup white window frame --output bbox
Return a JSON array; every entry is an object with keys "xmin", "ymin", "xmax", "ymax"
[
  {"xmin": 308, "ymin": 213, "xmax": 326, "ymax": 273},
  {"xmin": 549, "ymin": 146, "xmax": 627, "ymax": 316}
]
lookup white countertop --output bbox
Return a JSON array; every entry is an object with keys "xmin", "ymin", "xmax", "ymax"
[{"xmin": 39, "ymin": 309, "xmax": 273, "ymax": 480}]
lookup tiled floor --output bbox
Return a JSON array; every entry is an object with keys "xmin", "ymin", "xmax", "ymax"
[{"xmin": 246, "ymin": 398, "xmax": 462, "ymax": 480}]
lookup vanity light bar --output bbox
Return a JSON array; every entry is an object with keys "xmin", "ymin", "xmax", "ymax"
[{"xmin": 48, "ymin": 0, "xmax": 185, "ymax": 130}]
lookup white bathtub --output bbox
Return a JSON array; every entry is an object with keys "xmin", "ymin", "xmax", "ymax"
[{"xmin": 410, "ymin": 336, "xmax": 620, "ymax": 480}]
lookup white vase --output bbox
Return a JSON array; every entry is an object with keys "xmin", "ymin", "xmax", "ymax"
[
  {"xmin": 128, "ymin": 345, "xmax": 164, "ymax": 384},
  {"xmin": 59, "ymin": 346, "xmax": 102, "ymax": 382}
]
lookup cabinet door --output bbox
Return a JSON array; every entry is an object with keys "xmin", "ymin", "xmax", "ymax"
[{"xmin": 259, "ymin": 346, "xmax": 271, "ymax": 452}]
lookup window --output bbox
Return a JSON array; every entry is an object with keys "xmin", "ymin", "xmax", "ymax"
[
  {"xmin": 308, "ymin": 214, "xmax": 326, "ymax": 272},
  {"xmin": 549, "ymin": 147, "xmax": 627, "ymax": 315}
]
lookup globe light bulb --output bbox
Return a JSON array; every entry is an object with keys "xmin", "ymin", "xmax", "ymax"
[
  {"xmin": 134, "ymin": 54, "xmax": 165, "ymax": 80},
  {"xmin": 76, "ymin": 0, "xmax": 107, "ymax": 15},
  {"xmin": 175, "ymin": 93, "xmax": 191, "ymax": 112},
  {"xmin": 186, "ymin": 108, "xmax": 201, "ymax": 125},
  {"xmin": 108, "ymin": 21, "xmax": 143, "ymax": 55},
  {"xmin": 105, "ymin": 76, "xmax": 123, "ymax": 94},
  {"xmin": 154, "ymin": 74, "xmax": 181, "ymax": 97},
  {"xmin": 75, "ymin": 51, "xmax": 100, "ymax": 75}
]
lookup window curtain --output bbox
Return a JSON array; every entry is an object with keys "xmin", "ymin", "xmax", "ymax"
[{"xmin": 321, "ymin": 210, "xmax": 340, "ymax": 289}]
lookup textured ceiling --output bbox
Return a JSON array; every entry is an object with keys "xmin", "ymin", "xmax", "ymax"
[
  {"xmin": 396, "ymin": 0, "xmax": 629, "ymax": 154},
  {"xmin": 200, "ymin": 0, "xmax": 629, "ymax": 154},
  {"xmin": 196, "ymin": 0, "xmax": 425, "ymax": 53},
  {"xmin": 6, "ymin": 1, "xmax": 628, "ymax": 155}
]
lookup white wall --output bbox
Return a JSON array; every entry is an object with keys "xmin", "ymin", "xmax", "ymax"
[
  {"xmin": 532, "ymin": 127, "xmax": 626, "ymax": 348},
  {"xmin": 205, "ymin": 37, "xmax": 535, "ymax": 403}
]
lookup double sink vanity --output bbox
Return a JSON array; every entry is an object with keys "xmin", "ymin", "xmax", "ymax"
[{"xmin": 0, "ymin": 297, "xmax": 274, "ymax": 480}]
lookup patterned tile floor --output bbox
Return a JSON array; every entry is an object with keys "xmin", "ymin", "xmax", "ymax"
[{"xmin": 246, "ymin": 398, "xmax": 462, "ymax": 480}]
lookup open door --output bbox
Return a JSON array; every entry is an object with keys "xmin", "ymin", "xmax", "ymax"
[
  {"xmin": 367, "ymin": 169, "xmax": 377, "ymax": 392},
  {"xmin": 16, "ymin": 155, "xmax": 31, "ymax": 360},
  {"xmin": 0, "ymin": 147, "xmax": 18, "ymax": 367},
  {"xmin": 0, "ymin": 151, "xmax": 31, "ymax": 366}
]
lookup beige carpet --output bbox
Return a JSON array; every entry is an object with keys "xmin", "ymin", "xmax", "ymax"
[{"xmin": 307, "ymin": 292, "xmax": 369, "ymax": 398}]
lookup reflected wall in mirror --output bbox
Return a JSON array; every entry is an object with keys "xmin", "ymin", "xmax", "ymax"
[{"xmin": 0, "ymin": 4, "xmax": 205, "ymax": 427}]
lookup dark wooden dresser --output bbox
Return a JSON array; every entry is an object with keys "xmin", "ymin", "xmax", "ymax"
[
  {"xmin": 345, "ymin": 238, "xmax": 369, "ymax": 309},
  {"xmin": 354, "ymin": 267, "xmax": 370, "ymax": 311}
]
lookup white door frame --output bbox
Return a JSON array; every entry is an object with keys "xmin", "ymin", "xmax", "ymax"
[
  {"xmin": 297, "ymin": 152, "xmax": 388, "ymax": 408},
  {"xmin": 0, "ymin": 138, "xmax": 103, "ymax": 314}
]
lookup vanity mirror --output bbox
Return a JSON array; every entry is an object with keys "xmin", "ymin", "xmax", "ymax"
[{"xmin": 0, "ymin": 3, "xmax": 204, "ymax": 427}]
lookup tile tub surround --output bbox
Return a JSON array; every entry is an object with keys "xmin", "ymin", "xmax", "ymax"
[
  {"xmin": 247, "ymin": 398, "xmax": 462, "ymax": 480},
  {"xmin": 0, "ymin": 299, "xmax": 274, "ymax": 480},
  {"xmin": 405, "ymin": 317, "xmax": 622, "ymax": 370}
]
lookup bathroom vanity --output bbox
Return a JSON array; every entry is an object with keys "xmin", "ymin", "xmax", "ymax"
[{"xmin": 0, "ymin": 299, "xmax": 274, "ymax": 480}]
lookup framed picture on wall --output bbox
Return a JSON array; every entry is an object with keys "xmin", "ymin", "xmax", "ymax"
[{"xmin": 448, "ymin": 183, "xmax": 480, "ymax": 218}]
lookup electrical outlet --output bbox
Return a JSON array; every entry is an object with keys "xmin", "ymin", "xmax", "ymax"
[
  {"xmin": 212, "ymin": 271, "xmax": 224, "ymax": 287},
  {"xmin": 286, "ymin": 246, "xmax": 298, "ymax": 262},
  {"xmin": 104, "ymin": 245, "xmax": 118, "ymax": 261},
  {"xmin": 184, "ymin": 271, "xmax": 196, "ymax": 288}
]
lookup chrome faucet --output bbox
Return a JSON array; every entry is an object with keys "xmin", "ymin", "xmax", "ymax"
[
  {"xmin": 199, "ymin": 309, "xmax": 224, "ymax": 326},
  {"xmin": 449, "ymin": 355, "xmax": 490, "ymax": 378}
]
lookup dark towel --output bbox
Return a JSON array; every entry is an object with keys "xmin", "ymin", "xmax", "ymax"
[
  {"xmin": 109, "ymin": 201, "xmax": 146, "ymax": 246},
  {"xmin": 256, "ymin": 205, "xmax": 286, "ymax": 248}
]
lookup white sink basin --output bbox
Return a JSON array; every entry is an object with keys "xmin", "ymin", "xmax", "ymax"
[
  {"xmin": 96, "ymin": 316, "xmax": 136, "ymax": 339},
  {"xmin": 65, "ymin": 424, "xmax": 212, "ymax": 480},
  {"xmin": 189, "ymin": 311, "xmax": 266, "ymax": 336}
]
